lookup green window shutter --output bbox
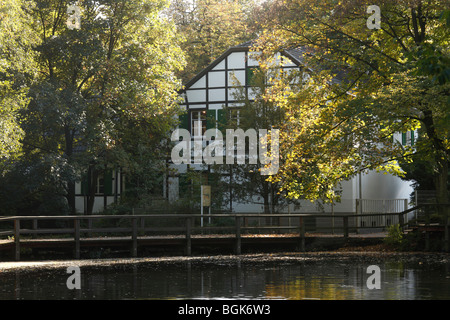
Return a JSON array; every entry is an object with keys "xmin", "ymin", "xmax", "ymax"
[
  {"xmin": 104, "ymin": 170, "xmax": 113, "ymax": 196},
  {"xmin": 402, "ymin": 132, "xmax": 407, "ymax": 146},
  {"xmin": 81, "ymin": 174, "xmax": 88, "ymax": 196},
  {"xmin": 217, "ymin": 109, "xmax": 227, "ymax": 131},
  {"xmin": 246, "ymin": 67, "xmax": 259, "ymax": 86},
  {"xmin": 179, "ymin": 174, "xmax": 189, "ymax": 198},
  {"xmin": 206, "ymin": 110, "xmax": 216, "ymax": 130},
  {"xmin": 246, "ymin": 67, "xmax": 253, "ymax": 86},
  {"xmin": 411, "ymin": 131, "xmax": 415, "ymax": 146},
  {"xmin": 179, "ymin": 113, "xmax": 189, "ymax": 130}
]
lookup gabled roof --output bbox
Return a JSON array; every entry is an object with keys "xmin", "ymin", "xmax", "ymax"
[{"xmin": 180, "ymin": 41, "xmax": 305, "ymax": 93}]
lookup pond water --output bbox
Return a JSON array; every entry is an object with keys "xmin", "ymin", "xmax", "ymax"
[{"xmin": 0, "ymin": 254, "xmax": 449, "ymax": 300}]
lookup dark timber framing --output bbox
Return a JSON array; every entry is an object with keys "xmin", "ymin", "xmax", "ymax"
[
  {"xmin": 178, "ymin": 42, "xmax": 303, "ymax": 117},
  {"xmin": 173, "ymin": 42, "xmax": 304, "ymax": 211}
]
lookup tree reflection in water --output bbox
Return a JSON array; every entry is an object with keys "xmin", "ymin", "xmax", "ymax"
[{"xmin": 1, "ymin": 256, "xmax": 449, "ymax": 300}]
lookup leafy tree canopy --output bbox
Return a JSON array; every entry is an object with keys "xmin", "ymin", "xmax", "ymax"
[
  {"xmin": 168, "ymin": 0, "xmax": 259, "ymax": 82},
  {"xmin": 1, "ymin": 0, "xmax": 186, "ymax": 215},
  {"xmin": 253, "ymin": 0, "xmax": 449, "ymax": 203},
  {"xmin": 0, "ymin": 0, "xmax": 38, "ymax": 163}
]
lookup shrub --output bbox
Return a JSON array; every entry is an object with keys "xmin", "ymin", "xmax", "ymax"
[{"xmin": 384, "ymin": 224, "xmax": 405, "ymax": 249}]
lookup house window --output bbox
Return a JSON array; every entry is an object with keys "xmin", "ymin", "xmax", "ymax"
[
  {"xmin": 97, "ymin": 171, "xmax": 114, "ymax": 195},
  {"xmin": 97, "ymin": 175, "xmax": 105, "ymax": 194},
  {"xmin": 402, "ymin": 131, "xmax": 415, "ymax": 146},
  {"xmin": 80, "ymin": 170, "xmax": 114, "ymax": 196},
  {"xmin": 191, "ymin": 110, "xmax": 207, "ymax": 137}
]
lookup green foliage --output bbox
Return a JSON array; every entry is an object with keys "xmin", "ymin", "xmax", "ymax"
[
  {"xmin": 168, "ymin": 0, "xmax": 258, "ymax": 82},
  {"xmin": 101, "ymin": 203, "xmax": 134, "ymax": 216},
  {"xmin": 0, "ymin": 0, "xmax": 186, "ymax": 215},
  {"xmin": 253, "ymin": 0, "xmax": 450, "ymax": 203},
  {"xmin": 215, "ymin": 65, "xmax": 293, "ymax": 213},
  {"xmin": 207, "ymin": 216, "xmax": 235, "ymax": 227},
  {"xmin": 383, "ymin": 224, "xmax": 405, "ymax": 249},
  {"xmin": 0, "ymin": 0, "xmax": 38, "ymax": 163}
]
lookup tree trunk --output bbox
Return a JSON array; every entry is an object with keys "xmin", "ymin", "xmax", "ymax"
[
  {"xmin": 423, "ymin": 107, "xmax": 449, "ymax": 251},
  {"xmin": 435, "ymin": 160, "xmax": 449, "ymax": 204},
  {"xmin": 435, "ymin": 159, "xmax": 449, "ymax": 252},
  {"xmin": 67, "ymin": 182, "xmax": 76, "ymax": 215},
  {"xmin": 435, "ymin": 159, "xmax": 449, "ymax": 228},
  {"xmin": 87, "ymin": 167, "xmax": 99, "ymax": 215},
  {"xmin": 64, "ymin": 126, "xmax": 76, "ymax": 215},
  {"xmin": 270, "ymin": 184, "xmax": 280, "ymax": 227},
  {"xmin": 423, "ymin": 109, "xmax": 449, "ymax": 204},
  {"xmin": 263, "ymin": 192, "xmax": 271, "ymax": 226}
]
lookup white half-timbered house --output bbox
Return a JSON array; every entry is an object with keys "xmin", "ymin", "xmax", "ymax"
[{"xmin": 167, "ymin": 41, "xmax": 415, "ymax": 225}]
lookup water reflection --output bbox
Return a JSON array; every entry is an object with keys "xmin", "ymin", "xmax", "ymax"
[{"xmin": 1, "ymin": 258, "xmax": 449, "ymax": 300}]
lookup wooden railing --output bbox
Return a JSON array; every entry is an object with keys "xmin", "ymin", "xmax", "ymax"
[{"xmin": 4, "ymin": 206, "xmax": 445, "ymax": 261}]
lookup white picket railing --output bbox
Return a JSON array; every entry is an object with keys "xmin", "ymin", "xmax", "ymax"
[{"xmin": 356, "ymin": 199, "xmax": 409, "ymax": 228}]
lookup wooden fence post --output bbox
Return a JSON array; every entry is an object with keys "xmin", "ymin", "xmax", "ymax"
[
  {"xmin": 425, "ymin": 211, "xmax": 430, "ymax": 251},
  {"xmin": 74, "ymin": 218, "xmax": 80, "ymax": 259},
  {"xmin": 87, "ymin": 218, "xmax": 92, "ymax": 238},
  {"xmin": 131, "ymin": 217, "xmax": 138, "ymax": 258},
  {"xmin": 185, "ymin": 217, "xmax": 192, "ymax": 256},
  {"xmin": 32, "ymin": 219, "xmax": 38, "ymax": 239},
  {"xmin": 445, "ymin": 215, "xmax": 449, "ymax": 253},
  {"xmin": 398, "ymin": 212, "xmax": 404, "ymax": 231},
  {"xmin": 343, "ymin": 216, "xmax": 349, "ymax": 239},
  {"xmin": 299, "ymin": 217, "xmax": 305, "ymax": 252},
  {"xmin": 235, "ymin": 216, "xmax": 241, "ymax": 255},
  {"xmin": 140, "ymin": 217, "xmax": 145, "ymax": 235},
  {"xmin": 14, "ymin": 219, "xmax": 20, "ymax": 261}
]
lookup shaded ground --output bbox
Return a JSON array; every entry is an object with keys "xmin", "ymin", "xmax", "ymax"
[
  {"xmin": 1, "ymin": 250, "xmax": 448, "ymax": 273},
  {"xmin": 336, "ymin": 242, "xmax": 397, "ymax": 252}
]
